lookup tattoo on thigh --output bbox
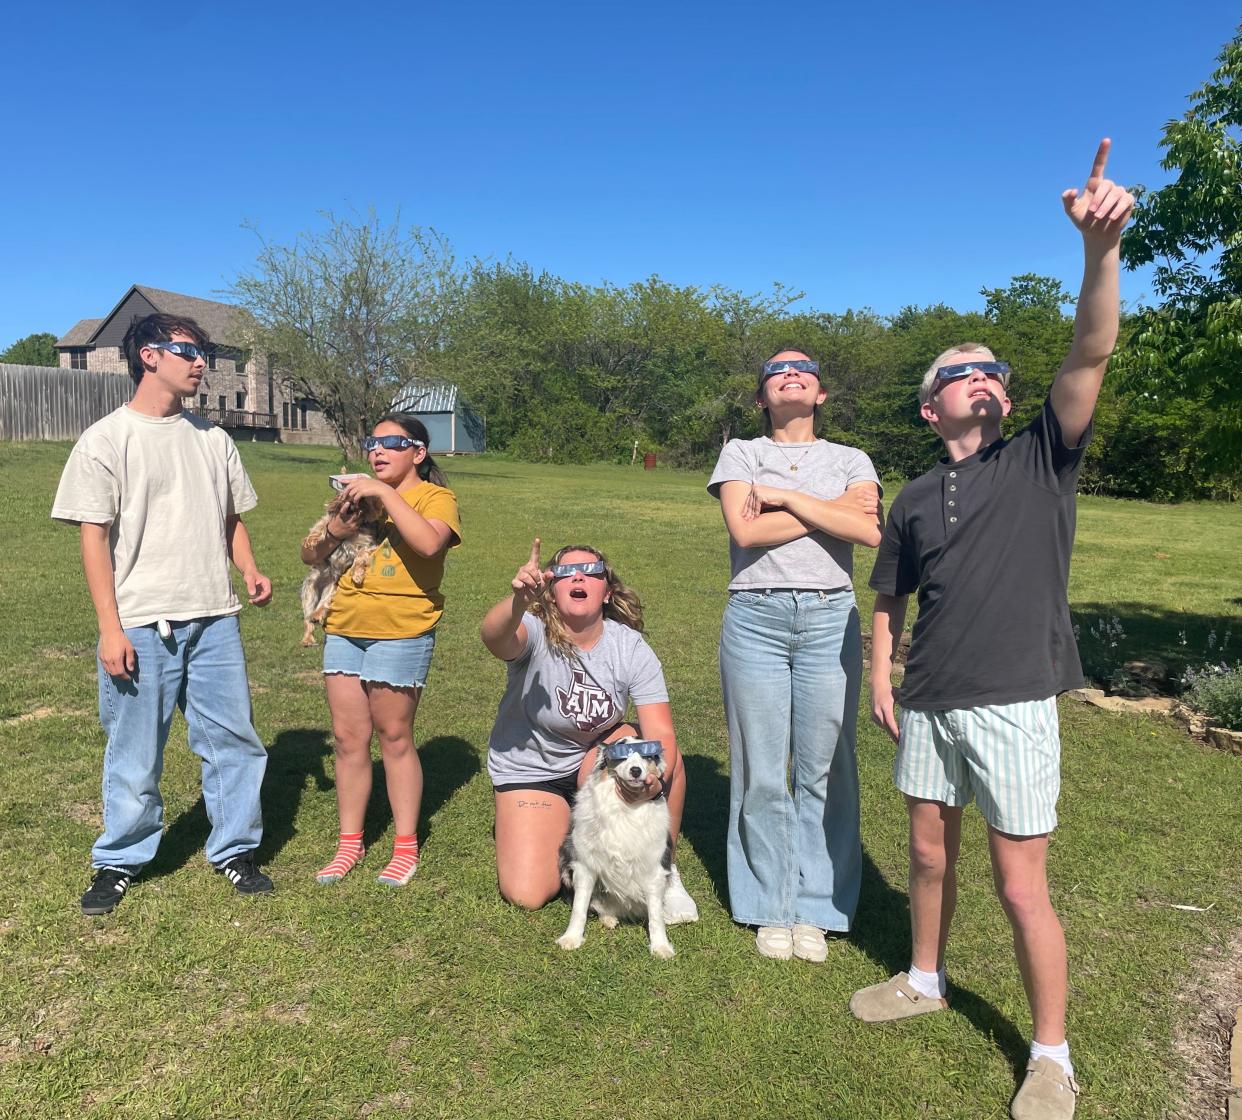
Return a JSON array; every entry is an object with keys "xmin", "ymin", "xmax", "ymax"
[{"xmin": 516, "ymin": 798, "xmax": 554, "ymax": 809}]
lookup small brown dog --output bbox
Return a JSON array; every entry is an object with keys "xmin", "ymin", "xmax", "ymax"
[{"xmin": 299, "ymin": 493, "xmax": 386, "ymax": 646}]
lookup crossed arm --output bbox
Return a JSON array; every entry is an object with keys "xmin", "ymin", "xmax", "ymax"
[{"xmin": 718, "ymin": 480, "xmax": 882, "ymax": 550}]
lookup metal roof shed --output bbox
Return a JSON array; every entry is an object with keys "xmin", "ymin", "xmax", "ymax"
[{"xmin": 390, "ymin": 380, "xmax": 485, "ymax": 454}]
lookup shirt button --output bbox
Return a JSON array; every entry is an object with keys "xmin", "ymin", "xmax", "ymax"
[
  {"xmin": 950, "ymin": 516, "xmax": 958, "ymax": 523},
  {"xmin": 948, "ymin": 501, "xmax": 955, "ymax": 506},
  {"xmin": 949, "ymin": 485, "xmax": 957, "ymax": 491},
  {"xmin": 949, "ymin": 471, "xmax": 957, "ymax": 478}
]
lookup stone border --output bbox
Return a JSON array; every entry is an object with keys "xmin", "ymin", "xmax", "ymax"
[{"xmin": 1064, "ymin": 689, "xmax": 1242, "ymax": 755}]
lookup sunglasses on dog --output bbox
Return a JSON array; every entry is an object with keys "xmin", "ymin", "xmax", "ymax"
[
  {"xmin": 933, "ymin": 361, "xmax": 1010, "ymax": 391},
  {"xmin": 362, "ymin": 434, "xmax": 426, "ymax": 453},
  {"xmin": 761, "ymin": 358, "xmax": 821, "ymax": 382},
  {"xmin": 148, "ymin": 341, "xmax": 207, "ymax": 362},
  {"xmin": 601, "ymin": 739, "xmax": 663, "ymax": 763},
  {"xmin": 550, "ymin": 560, "xmax": 606, "ymax": 580}
]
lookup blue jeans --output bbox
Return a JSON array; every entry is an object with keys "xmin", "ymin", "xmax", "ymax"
[
  {"xmin": 93, "ymin": 614, "xmax": 267, "ymax": 871},
  {"xmin": 719, "ymin": 589, "xmax": 862, "ymax": 931}
]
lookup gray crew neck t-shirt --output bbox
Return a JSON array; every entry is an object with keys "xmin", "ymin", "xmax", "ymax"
[
  {"xmin": 707, "ymin": 437, "xmax": 881, "ymax": 590},
  {"xmin": 487, "ymin": 614, "xmax": 669, "ymax": 786}
]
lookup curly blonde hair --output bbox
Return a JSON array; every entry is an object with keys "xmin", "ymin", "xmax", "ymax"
[{"xmin": 530, "ymin": 544, "xmax": 644, "ymax": 658}]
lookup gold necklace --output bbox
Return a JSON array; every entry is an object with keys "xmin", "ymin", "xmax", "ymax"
[{"xmin": 771, "ymin": 439, "xmax": 816, "ymax": 472}]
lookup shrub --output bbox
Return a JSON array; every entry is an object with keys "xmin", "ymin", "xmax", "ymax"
[{"xmin": 1181, "ymin": 663, "xmax": 1242, "ymax": 731}]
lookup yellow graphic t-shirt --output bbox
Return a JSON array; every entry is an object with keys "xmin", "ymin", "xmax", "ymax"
[{"xmin": 324, "ymin": 482, "xmax": 461, "ymax": 639}]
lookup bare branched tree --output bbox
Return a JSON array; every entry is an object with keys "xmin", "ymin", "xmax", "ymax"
[{"xmin": 231, "ymin": 212, "xmax": 464, "ymax": 456}]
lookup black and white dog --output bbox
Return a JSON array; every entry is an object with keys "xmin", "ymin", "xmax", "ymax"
[{"xmin": 557, "ymin": 738, "xmax": 675, "ymax": 959}]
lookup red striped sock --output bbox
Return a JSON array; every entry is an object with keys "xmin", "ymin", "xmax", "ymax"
[
  {"xmin": 377, "ymin": 834, "xmax": 419, "ymax": 886},
  {"xmin": 316, "ymin": 832, "xmax": 364, "ymax": 883}
]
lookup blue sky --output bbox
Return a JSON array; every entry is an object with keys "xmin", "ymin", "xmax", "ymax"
[{"xmin": 3, "ymin": 1, "xmax": 1237, "ymax": 346}]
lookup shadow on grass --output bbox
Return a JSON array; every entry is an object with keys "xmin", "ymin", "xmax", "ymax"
[
  {"xmin": 146, "ymin": 730, "xmax": 479, "ymax": 877},
  {"xmin": 678, "ymin": 752, "xmax": 729, "ymax": 910},
  {"xmin": 361, "ymin": 734, "xmax": 480, "ymax": 849},
  {"xmin": 1072, "ymin": 602, "xmax": 1241, "ymax": 687},
  {"xmin": 850, "ymin": 851, "xmax": 1029, "ymax": 1072}
]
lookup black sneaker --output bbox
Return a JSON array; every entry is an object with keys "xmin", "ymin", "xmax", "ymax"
[
  {"xmin": 81, "ymin": 867, "xmax": 133, "ymax": 916},
  {"xmin": 216, "ymin": 852, "xmax": 274, "ymax": 895}
]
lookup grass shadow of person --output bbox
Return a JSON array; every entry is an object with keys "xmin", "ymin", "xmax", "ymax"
[
  {"xmin": 361, "ymin": 734, "xmax": 480, "ymax": 849},
  {"xmin": 849, "ymin": 847, "xmax": 1029, "ymax": 1072},
  {"xmin": 144, "ymin": 726, "xmax": 333, "ymax": 881},
  {"xmin": 677, "ymin": 751, "xmax": 730, "ymax": 911}
]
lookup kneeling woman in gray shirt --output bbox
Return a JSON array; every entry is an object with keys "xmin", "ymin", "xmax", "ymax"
[
  {"xmin": 708, "ymin": 349, "xmax": 882, "ymax": 962},
  {"xmin": 481, "ymin": 539, "xmax": 698, "ymax": 921}
]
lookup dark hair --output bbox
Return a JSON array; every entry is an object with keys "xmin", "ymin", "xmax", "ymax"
[
  {"xmin": 121, "ymin": 313, "xmax": 210, "ymax": 385},
  {"xmin": 374, "ymin": 413, "xmax": 446, "ymax": 486},
  {"xmin": 756, "ymin": 346, "xmax": 822, "ymax": 437}
]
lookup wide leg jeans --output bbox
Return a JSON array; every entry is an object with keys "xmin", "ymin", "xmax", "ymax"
[{"xmin": 719, "ymin": 589, "xmax": 862, "ymax": 931}]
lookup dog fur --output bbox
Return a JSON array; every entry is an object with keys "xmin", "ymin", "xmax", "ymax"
[
  {"xmin": 299, "ymin": 493, "xmax": 386, "ymax": 646},
  {"xmin": 556, "ymin": 739, "xmax": 675, "ymax": 958}
]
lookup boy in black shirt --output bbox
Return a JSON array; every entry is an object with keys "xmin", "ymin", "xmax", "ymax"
[{"xmin": 851, "ymin": 142, "xmax": 1134, "ymax": 1120}]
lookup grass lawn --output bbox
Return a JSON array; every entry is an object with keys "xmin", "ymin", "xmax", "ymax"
[{"xmin": 1, "ymin": 440, "xmax": 1238, "ymax": 1119}]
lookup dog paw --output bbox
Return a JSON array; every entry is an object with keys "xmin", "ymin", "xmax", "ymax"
[
  {"xmin": 556, "ymin": 933, "xmax": 584, "ymax": 951},
  {"xmin": 650, "ymin": 941, "xmax": 675, "ymax": 960},
  {"xmin": 599, "ymin": 914, "xmax": 619, "ymax": 930}
]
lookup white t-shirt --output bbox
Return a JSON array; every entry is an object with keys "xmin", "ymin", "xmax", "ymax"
[{"xmin": 51, "ymin": 406, "xmax": 258, "ymax": 629}]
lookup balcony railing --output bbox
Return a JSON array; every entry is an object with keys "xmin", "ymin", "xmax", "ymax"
[{"xmin": 190, "ymin": 406, "xmax": 278, "ymax": 429}]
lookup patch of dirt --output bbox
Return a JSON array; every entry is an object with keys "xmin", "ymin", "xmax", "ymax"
[
  {"xmin": 64, "ymin": 802, "xmax": 101, "ymax": 828},
  {"xmin": 1170, "ymin": 928, "xmax": 1242, "ymax": 1119},
  {"xmin": 0, "ymin": 706, "xmax": 87, "ymax": 726}
]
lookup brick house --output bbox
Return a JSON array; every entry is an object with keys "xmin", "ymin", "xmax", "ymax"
[{"xmin": 55, "ymin": 285, "xmax": 334, "ymax": 444}]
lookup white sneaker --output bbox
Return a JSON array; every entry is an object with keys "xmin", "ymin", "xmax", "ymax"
[{"xmin": 663, "ymin": 864, "xmax": 699, "ymax": 925}]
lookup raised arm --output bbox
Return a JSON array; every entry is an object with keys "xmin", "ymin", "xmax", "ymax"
[
  {"xmin": 1050, "ymin": 138, "xmax": 1135, "ymax": 447},
  {"xmin": 481, "ymin": 537, "xmax": 548, "ymax": 660}
]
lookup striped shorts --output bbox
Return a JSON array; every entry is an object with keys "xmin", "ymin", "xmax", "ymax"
[{"xmin": 895, "ymin": 698, "xmax": 1061, "ymax": 837}]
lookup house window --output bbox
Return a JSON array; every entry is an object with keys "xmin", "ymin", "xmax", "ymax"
[
  {"xmin": 200, "ymin": 394, "xmax": 208, "ymax": 409},
  {"xmin": 236, "ymin": 391, "xmax": 247, "ymax": 409},
  {"xmin": 218, "ymin": 395, "xmax": 226, "ymax": 412},
  {"xmin": 301, "ymin": 404, "xmax": 308, "ymax": 429},
  {"xmin": 70, "ymin": 349, "xmax": 88, "ymax": 370},
  {"xmin": 282, "ymin": 402, "xmax": 289, "ymax": 427},
  {"xmin": 207, "ymin": 350, "xmax": 217, "ymax": 371}
]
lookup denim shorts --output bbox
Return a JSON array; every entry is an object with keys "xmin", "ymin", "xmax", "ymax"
[{"xmin": 323, "ymin": 631, "xmax": 436, "ymax": 690}]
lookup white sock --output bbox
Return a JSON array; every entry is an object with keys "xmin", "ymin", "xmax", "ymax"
[
  {"xmin": 906, "ymin": 964, "xmax": 946, "ymax": 999},
  {"xmin": 1030, "ymin": 1039, "xmax": 1073, "ymax": 1078}
]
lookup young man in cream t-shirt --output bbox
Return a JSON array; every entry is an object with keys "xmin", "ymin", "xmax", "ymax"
[{"xmin": 52, "ymin": 313, "xmax": 274, "ymax": 915}]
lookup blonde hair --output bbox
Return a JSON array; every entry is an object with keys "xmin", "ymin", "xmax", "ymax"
[
  {"xmin": 918, "ymin": 342, "xmax": 996, "ymax": 407},
  {"xmin": 530, "ymin": 544, "xmax": 644, "ymax": 658}
]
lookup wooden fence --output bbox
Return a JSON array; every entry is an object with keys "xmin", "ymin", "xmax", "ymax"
[{"xmin": 0, "ymin": 364, "xmax": 133, "ymax": 440}]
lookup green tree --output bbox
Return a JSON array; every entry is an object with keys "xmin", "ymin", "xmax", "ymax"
[
  {"xmin": 232, "ymin": 212, "xmax": 464, "ymax": 456},
  {"xmin": 1, "ymin": 332, "xmax": 59, "ymax": 367},
  {"xmin": 1120, "ymin": 25, "xmax": 1242, "ymax": 481}
]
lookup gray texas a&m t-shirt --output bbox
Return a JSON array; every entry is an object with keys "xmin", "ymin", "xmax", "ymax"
[{"xmin": 487, "ymin": 613, "xmax": 669, "ymax": 786}]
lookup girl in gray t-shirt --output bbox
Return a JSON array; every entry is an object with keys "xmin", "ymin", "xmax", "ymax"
[
  {"xmin": 480, "ymin": 540, "xmax": 697, "ymax": 922},
  {"xmin": 707, "ymin": 348, "xmax": 882, "ymax": 961}
]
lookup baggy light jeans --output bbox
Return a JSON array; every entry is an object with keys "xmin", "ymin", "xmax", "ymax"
[
  {"xmin": 93, "ymin": 614, "xmax": 267, "ymax": 871},
  {"xmin": 719, "ymin": 588, "xmax": 862, "ymax": 931}
]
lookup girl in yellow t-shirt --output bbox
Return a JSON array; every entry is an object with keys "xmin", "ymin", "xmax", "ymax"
[{"xmin": 300, "ymin": 415, "xmax": 461, "ymax": 886}]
